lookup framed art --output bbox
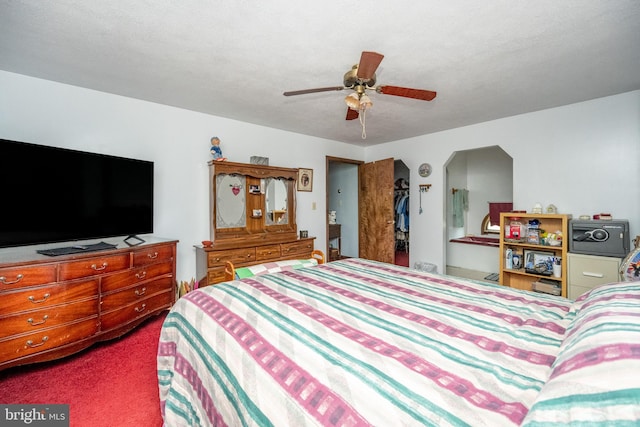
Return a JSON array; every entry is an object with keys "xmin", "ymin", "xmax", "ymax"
[
  {"xmin": 524, "ymin": 250, "xmax": 555, "ymax": 274},
  {"xmin": 297, "ymin": 168, "xmax": 313, "ymax": 192}
]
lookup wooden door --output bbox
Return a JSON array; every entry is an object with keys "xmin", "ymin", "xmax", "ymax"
[{"xmin": 359, "ymin": 158, "xmax": 395, "ymax": 263}]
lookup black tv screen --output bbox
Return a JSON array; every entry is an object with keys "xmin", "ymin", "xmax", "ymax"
[{"xmin": 0, "ymin": 139, "xmax": 154, "ymax": 248}]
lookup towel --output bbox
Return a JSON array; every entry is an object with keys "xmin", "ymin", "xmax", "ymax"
[{"xmin": 452, "ymin": 189, "xmax": 468, "ymax": 227}]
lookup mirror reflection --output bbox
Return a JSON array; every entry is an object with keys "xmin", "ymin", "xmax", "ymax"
[
  {"xmin": 265, "ymin": 178, "xmax": 288, "ymax": 225},
  {"xmin": 216, "ymin": 174, "xmax": 246, "ymax": 229}
]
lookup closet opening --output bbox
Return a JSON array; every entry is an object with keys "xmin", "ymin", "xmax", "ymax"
[{"xmin": 394, "ymin": 160, "xmax": 410, "ymax": 267}]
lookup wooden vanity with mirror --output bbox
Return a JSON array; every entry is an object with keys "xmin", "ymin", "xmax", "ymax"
[{"xmin": 195, "ymin": 161, "xmax": 315, "ymax": 286}]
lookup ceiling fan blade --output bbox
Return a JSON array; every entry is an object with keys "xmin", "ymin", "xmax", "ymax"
[
  {"xmin": 346, "ymin": 108, "xmax": 359, "ymax": 120},
  {"xmin": 377, "ymin": 85, "xmax": 437, "ymax": 101},
  {"xmin": 356, "ymin": 51, "xmax": 384, "ymax": 81},
  {"xmin": 283, "ymin": 86, "xmax": 344, "ymax": 96}
]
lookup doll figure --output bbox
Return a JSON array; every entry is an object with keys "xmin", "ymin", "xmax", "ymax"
[{"xmin": 210, "ymin": 137, "xmax": 226, "ymax": 161}]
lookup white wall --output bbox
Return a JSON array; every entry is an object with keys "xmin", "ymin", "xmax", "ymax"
[
  {"xmin": 0, "ymin": 71, "xmax": 363, "ymax": 282},
  {"xmin": 2, "ymin": 70, "xmax": 638, "ymax": 279},
  {"xmin": 366, "ymin": 90, "xmax": 640, "ymax": 273},
  {"xmin": 463, "ymin": 146, "xmax": 512, "ymax": 236}
]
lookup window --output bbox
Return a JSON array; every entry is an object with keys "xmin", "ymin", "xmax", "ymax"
[{"xmin": 481, "ymin": 213, "xmax": 500, "ymax": 234}]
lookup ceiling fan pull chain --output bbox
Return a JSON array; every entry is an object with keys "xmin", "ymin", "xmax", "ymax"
[{"xmin": 360, "ymin": 109, "xmax": 367, "ymax": 139}]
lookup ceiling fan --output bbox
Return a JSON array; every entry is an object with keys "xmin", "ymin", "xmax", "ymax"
[{"xmin": 283, "ymin": 51, "xmax": 437, "ymax": 138}]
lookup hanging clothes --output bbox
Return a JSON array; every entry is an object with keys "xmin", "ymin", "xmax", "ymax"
[
  {"xmin": 395, "ymin": 193, "xmax": 409, "ymax": 232},
  {"xmin": 452, "ymin": 188, "xmax": 468, "ymax": 227},
  {"xmin": 394, "ymin": 189, "xmax": 409, "ymax": 252}
]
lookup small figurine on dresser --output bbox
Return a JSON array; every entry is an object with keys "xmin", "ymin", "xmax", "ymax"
[{"xmin": 210, "ymin": 136, "xmax": 227, "ymax": 161}]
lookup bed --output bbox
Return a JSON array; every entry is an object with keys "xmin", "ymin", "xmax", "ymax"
[{"xmin": 158, "ymin": 258, "xmax": 640, "ymax": 426}]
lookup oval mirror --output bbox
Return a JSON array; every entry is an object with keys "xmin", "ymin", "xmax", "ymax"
[
  {"xmin": 265, "ymin": 177, "xmax": 288, "ymax": 226},
  {"xmin": 216, "ymin": 174, "xmax": 246, "ymax": 229}
]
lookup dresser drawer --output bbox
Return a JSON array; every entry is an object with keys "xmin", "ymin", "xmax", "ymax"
[
  {"xmin": 0, "ymin": 318, "xmax": 99, "ymax": 363},
  {"xmin": 568, "ymin": 253, "xmax": 621, "ymax": 287},
  {"xmin": 0, "ymin": 298, "xmax": 99, "ymax": 339},
  {"xmin": 0, "ymin": 264, "xmax": 57, "ymax": 291},
  {"xmin": 206, "ymin": 268, "xmax": 226, "ymax": 286},
  {"xmin": 207, "ymin": 248, "xmax": 256, "ymax": 268},
  {"xmin": 100, "ymin": 291, "xmax": 172, "ymax": 331},
  {"xmin": 256, "ymin": 244, "xmax": 281, "ymax": 261},
  {"xmin": 59, "ymin": 254, "xmax": 130, "ymax": 280},
  {"xmin": 101, "ymin": 262, "xmax": 173, "ymax": 293},
  {"xmin": 133, "ymin": 244, "xmax": 174, "ymax": 267},
  {"xmin": 281, "ymin": 239, "xmax": 314, "ymax": 258},
  {"xmin": 329, "ymin": 224, "xmax": 341, "ymax": 239},
  {"xmin": 101, "ymin": 276, "xmax": 174, "ymax": 310},
  {"xmin": 0, "ymin": 280, "xmax": 99, "ymax": 317}
]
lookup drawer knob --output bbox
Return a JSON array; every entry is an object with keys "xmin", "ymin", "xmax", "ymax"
[
  {"xmin": 91, "ymin": 262, "xmax": 108, "ymax": 271},
  {"xmin": 135, "ymin": 287, "xmax": 147, "ymax": 296},
  {"xmin": 0, "ymin": 274, "xmax": 24, "ymax": 285},
  {"xmin": 135, "ymin": 271, "xmax": 147, "ymax": 280},
  {"xmin": 134, "ymin": 303, "xmax": 147, "ymax": 313},
  {"xmin": 26, "ymin": 336, "xmax": 49, "ymax": 348},
  {"xmin": 27, "ymin": 315, "xmax": 49, "ymax": 326},
  {"xmin": 28, "ymin": 293, "xmax": 51, "ymax": 304},
  {"xmin": 147, "ymin": 252, "xmax": 159, "ymax": 259}
]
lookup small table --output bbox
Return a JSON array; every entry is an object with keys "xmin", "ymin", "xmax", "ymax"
[{"xmin": 328, "ymin": 224, "xmax": 341, "ymax": 261}]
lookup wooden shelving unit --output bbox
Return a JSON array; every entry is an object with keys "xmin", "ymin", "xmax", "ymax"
[{"xmin": 499, "ymin": 213, "xmax": 570, "ymax": 297}]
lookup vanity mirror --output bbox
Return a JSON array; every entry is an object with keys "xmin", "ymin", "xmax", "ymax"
[
  {"xmin": 265, "ymin": 177, "xmax": 288, "ymax": 226},
  {"xmin": 210, "ymin": 161, "xmax": 298, "ymax": 242},
  {"xmin": 216, "ymin": 174, "xmax": 246, "ymax": 229}
]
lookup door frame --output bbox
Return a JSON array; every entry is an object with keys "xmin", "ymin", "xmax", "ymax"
[{"xmin": 326, "ymin": 156, "xmax": 363, "ymax": 259}]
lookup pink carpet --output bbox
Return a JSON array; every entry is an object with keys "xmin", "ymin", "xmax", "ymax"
[
  {"xmin": 0, "ymin": 313, "xmax": 166, "ymax": 427},
  {"xmin": 395, "ymin": 250, "xmax": 409, "ymax": 267}
]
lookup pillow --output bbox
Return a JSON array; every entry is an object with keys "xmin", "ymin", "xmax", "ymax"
[
  {"xmin": 522, "ymin": 282, "xmax": 640, "ymax": 425},
  {"xmin": 235, "ymin": 258, "xmax": 318, "ymax": 279}
]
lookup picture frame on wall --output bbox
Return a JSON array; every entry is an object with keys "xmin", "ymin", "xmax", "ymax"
[{"xmin": 297, "ymin": 168, "xmax": 313, "ymax": 192}]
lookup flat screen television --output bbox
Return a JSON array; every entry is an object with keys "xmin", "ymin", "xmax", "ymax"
[{"xmin": 0, "ymin": 138, "xmax": 154, "ymax": 249}]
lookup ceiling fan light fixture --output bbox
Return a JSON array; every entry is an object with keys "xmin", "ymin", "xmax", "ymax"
[
  {"xmin": 345, "ymin": 93, "xmax": 360, "ymax": 109},
  {"xmin": 359, "ymin": 94, "xmax": 373, "ymax": 110}
]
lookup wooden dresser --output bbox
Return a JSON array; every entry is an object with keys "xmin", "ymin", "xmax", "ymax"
[
  {"xmin": 196, "ymin": 161, "xmax": 315, "ymax": 286},
  {"xmin": 0, "ymin": 237, "xmax": 177, "ymax": 371},
  {"xmin": 196, "ymin": 237, "xmax": 315, "ymax": 286}
]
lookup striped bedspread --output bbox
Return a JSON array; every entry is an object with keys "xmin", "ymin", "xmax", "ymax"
[{"xmin": 158, "ymin": 258, "xmax": 574, "ymax": 426}]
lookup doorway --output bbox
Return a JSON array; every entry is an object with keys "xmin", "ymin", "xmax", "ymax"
[
  {"xmin": 327, "ymin": 157, "xmax": 361, "ymax": 260},
  {"xmin": 444, "ymin": 145, "xmax": 513, "ymax": 279},
  {"xmin": 326, "ymin": 156, "xmax": 408, "ymax": 267},
  {"xmin": 394, "ymin": 160, "xmax": 410, "ymax": 267}
]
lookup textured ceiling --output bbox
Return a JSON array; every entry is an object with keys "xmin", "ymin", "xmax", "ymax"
[{"xmin": 1, "ymin": 1, "xmax": 639, "ymax": 146}]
